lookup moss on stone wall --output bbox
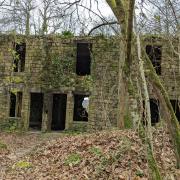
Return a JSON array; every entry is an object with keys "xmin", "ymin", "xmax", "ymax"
[{"xmin": 44, "ymin": 54, "xmax": 76, "ymax": 88}]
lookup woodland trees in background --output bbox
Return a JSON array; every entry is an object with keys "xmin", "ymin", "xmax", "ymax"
[{"xmin": 0, "ymin": 0, "xmax": 179, "ymax": 36}]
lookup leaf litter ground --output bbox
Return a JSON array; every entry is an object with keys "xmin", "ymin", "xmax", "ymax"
[{"xmin": 0, "ymin": 128, "xmax": 179, "ymax": 180}]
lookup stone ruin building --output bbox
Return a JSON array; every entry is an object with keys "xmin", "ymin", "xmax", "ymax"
[{"xmin": 0, "ymin": 35, "xmax": 179, "ymax": 132}]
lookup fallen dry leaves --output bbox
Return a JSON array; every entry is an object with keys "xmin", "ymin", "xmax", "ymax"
[
  {"xmin": 0, "ymin": 128, "xmax": 179, "ymax": 180},
  {"xmin": 152, "ymin": 125, "xmax": 180, "ymax": 179}
]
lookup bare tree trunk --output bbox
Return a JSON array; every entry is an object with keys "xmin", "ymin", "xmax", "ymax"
[
  {"xmin": 136, "ymin": 33, "xmax": 153, "ymax": 148},
  {"xmin": 126, "ymin": 0, "xmax": 135, "ymax": 72},
  {"xmin": 134, "ymin": 15, "xmax": 162, "ymax": 178},
  {"xmin": 25, "ymin": 11, "xmax": 30, "ymax": 36}
]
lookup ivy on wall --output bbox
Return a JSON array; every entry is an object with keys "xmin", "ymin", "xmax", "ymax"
[
  {"xmin": 48, "ymin": 55, "xmax": 76, "ymax": 88},
  {"xmin": 42, "ymin": 53, "xmax": 93, "ymax": 91}
]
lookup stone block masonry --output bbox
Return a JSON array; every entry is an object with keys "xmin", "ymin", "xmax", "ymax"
[{"xmin": 0, "ymin": 35, "xmax": 179, "ymax": 132}]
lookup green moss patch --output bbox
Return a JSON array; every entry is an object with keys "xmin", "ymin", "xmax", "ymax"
[{"xmin": 12, "ymin": 161, "xmax": 33, "ymax": 169}]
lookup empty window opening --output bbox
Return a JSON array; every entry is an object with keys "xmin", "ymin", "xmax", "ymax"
[
  {"xmin": 170, "ymin": 100, "xmax": 180, "ymax": 122},
  {"xmin": 51, "ymin": 94, "xmax": 67, "ymax": 131},
  {"xmin": 29, "ymin": 93, "xmax": 43, "ymax": 130},
  {"xmin": 9, "ymin": 92, "xmax": 23, "ymax": 117},
  {"xmin": 13, "ymin": 43, "xmax": 26, "ymax": 72},
  {"xmin": 146, "ymin": 45, "xmax": 162, "ymax": 75},
  {"xmin": 13, "ymin": 58, "xmax": 19, "ymax": 72},
  {"xmin": 9, "ymin": 93, "xmax": 16, "ymax": 117},
  {"xmin": 76, "ymin": 43, "xmax": 92, "ymax": 76},
  {"xmin": 73, "ymin": 94, "xmax": 89, "ymax": 122},
  {"xmin": 150, "ymin": 99, "xmax": 160, "ymax": 125},
  {"xmin": 16, "ymin": 92, "xmax": 23, "ymax": 117}
]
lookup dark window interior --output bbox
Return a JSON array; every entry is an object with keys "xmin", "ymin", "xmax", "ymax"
[
  {"xmin": 51, "ymin": 94, "xmax": 67, "ymax": 131},
  {"xmin": 13, "ymin": 58, "xmax": 19, "ymax": 72},
  {"xmin": 29, "ymin": 93, "xmax": 43, "ymax": 130},
  {"xmin": 150, "ymin": 99, "xmax": 160, "ymax": 125},
  {"xmin": 146, "ymin": 45, "xmax": 162, "ymax": 75},
  {"xmin": 73, "ymin": 94, "xmax": 88, "ymax": 122},
  {"xmin": 14, "ymin": 43, "xmax": 26, "ymax": 72},
  {"xmin": 9, "ymin": 93, "xmax": 16, "ymax": 117},
  {"xmin": 170, "ymin": 100, "xmax": 180, "ymax": 122},
  {"xmin": 143, "ymin": 99, "xmax": 160, "ymax": 125},
  {"xmin": 16, "ymin": 92, "xmax": 23, "ymax": 117},
  {"xmin": 76, "ymin": 43, "xmax": 92, "ymax": 76}
]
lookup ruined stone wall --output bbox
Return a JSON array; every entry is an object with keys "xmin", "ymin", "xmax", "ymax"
[
  {"xmin": 144, "ymin": 37, "xmax": 180, "ymax": 100},
  {"xmin": 0, "ymin": 36, "xmax": 16, "ymax": 122},
  {"xmin": 0, "ymin": 35, "xmax": 179, "ymax": 131},
  {"xmin": 88, "ymin": 38, "xmax": 120, "ymax": 130},
  {"xmin": 0, "ymin": 35, "xmax": 120, "ymax": 131},
  {"xmin": 129, "ymin": 36, "xmax": 180, "ymax": 126}
]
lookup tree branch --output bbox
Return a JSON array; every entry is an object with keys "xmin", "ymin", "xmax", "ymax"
[{"xmin": 88, "ymin": 21, "xmax": 118, "ymax": 35}]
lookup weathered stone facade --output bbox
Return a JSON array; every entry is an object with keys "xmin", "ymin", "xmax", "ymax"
[
  {"xmin": 0, "ymin": 35, "xmax": 120, "ymax": 131},
  {"xmin": 0, "ymin": 35, "xmax": 179, "ymax": 131},
  {"xmin": 144, "ymin": 37, "xmax": 180, "ymax": 124}
]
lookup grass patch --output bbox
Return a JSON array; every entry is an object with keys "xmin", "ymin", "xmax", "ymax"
[
  {"xmin": 136, "ymin": 170, "xmax": 144, "ymax": 177},
  {"xmin": 64, "ymin": 153, "xmax": 81, "ymax": 166},
  {"xmin": 117, "ymin": 136, "xmax": 132, "ymax": 153},
  {"xmin": 12, "ymin": 161, "xmax": 33, "ymax": 169},
  {"xmin": 89, "ymin": 146, "xmax": 103, "ymax": 157},
  {"xmin": 0, "ymin": 141, "xmax": 7, "ymax": 149}
]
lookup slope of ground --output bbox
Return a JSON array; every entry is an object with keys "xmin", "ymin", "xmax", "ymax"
[{"xmin": 0, "ymin": 128, "xmax": 179, "ymax": 180}]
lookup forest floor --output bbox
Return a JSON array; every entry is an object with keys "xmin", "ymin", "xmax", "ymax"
[{"xmin": 0, "ymin": 127, "xmax": 179, "ymax": 180}]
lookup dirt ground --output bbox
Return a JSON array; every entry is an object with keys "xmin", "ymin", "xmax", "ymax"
[{"xmin": 0, "ymin": 128, "xmax": 179, "ymax": 180}]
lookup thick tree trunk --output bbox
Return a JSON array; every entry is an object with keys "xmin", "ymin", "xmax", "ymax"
[
  {"xmin": 117, "ymin": 40, "xmax": 126, "ymax": 128},
  {"xmin": 106, "ymin": 0, "xmax": 135, "ymax": 128}
]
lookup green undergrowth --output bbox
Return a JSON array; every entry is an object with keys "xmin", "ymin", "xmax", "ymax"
[
  {"xmin": 0, "ymin": 141, "xmax": 7, "ymax": 149},
  {"xmin": 136, "ymin": 170, "xmax": 144, "ymax": 177},
  {"xmin": 64, "ymin": 153, "xmax": 82, "ymax": 166},
  {"xmin": 0, "ymin": 118, "xmax": 22, "ymax": 133},
  {"xmin": 89, "ymin": 146, "xmax": 103, "ymax": 157}
]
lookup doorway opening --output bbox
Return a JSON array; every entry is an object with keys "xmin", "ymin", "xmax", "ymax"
[
  {"xmin": 29, "ymin": 93, "xmax": 43, "ymax": 130},
  {"xmin": 51, "ymin": 94, "xmax": 67, "ymax": 131}
]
